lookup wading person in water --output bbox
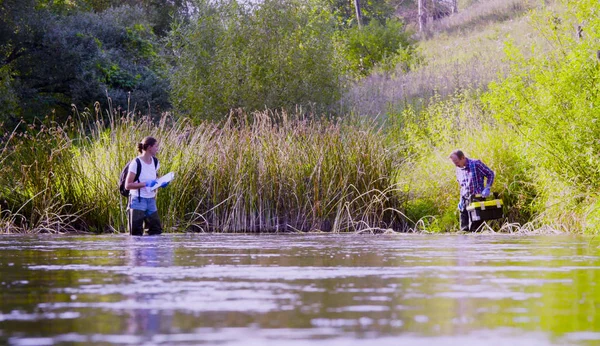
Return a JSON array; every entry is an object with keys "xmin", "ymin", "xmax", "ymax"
[
  {"xmin": 449, "ymin": 150, "xmax": 495, "ymax": 232},
  {"xmin": 125, "ymin": 136, "xmax": 169, "ymax": 236}
]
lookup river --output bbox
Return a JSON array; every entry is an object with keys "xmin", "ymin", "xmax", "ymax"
[{"xmin": 0, "ymin": 234, "xmax": 599, "ymax": 345}]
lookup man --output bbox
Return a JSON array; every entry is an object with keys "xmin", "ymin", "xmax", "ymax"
[{"xmin": 449, "ymin": 150, "xmax": 495, "ymax": 232}]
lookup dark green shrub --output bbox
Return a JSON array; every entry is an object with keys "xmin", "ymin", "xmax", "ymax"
[{"xmin": 0, "ymin": 2, "xmax": 170, "ymax": 124}]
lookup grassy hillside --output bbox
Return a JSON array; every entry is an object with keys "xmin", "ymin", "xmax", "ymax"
[
  {"xmin": 371, "ymin": 0, "xmax": 600, "ymax": 233},
  {"xmin": 345, "ymin": 0, "xmax": 556, "ymax": 116}
]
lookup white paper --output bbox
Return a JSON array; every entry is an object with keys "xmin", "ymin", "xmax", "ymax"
[{"xmin": 150, "ymin": 172, "xmax": 174, "ymax": 191}]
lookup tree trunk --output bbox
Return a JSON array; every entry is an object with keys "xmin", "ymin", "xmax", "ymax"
[
  {"xmin": 418, "ymin": 0, "xmax": 426, "ymax": 32},
  {"xmin": 453, "ymin": 0, "xmax": 458, "ymax": 13},
  {"xmin": 354, "ymin": 0, "xmax": 363, "ymax": 28}
]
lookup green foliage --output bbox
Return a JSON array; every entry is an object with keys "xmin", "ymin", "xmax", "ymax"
[
  {"xmin": 34, "ymin": 0, "xmax": 195, "ymax": 36},
  {"xmin": 339, "ymin": 18, "xmax": 417, "ymax": 76},
  {"xmin": 373, "ymin": 0, "xmax": 600, "ymax": 232},
  {"xmin": 387, "ymin": 90, "xmax": 537, "ymax": 230},
  {"xmin": 403, "ymin": 199, "xmax": 454, "ymax": 232},
  {"xmin": 0, "ymin": 112, "xmax": 408, "ymax": 233},
  {"xmin": 0, "ymin": 3, "xmax": 170, "ymax": 124},
  {"xmin": 168, "ymin": 0, "xmax": 344, "ymax": 120},
  {"xmin": 0, "ymin": 66, "xmax": 19, "ymax": 122},
  {"xmin": 1, "ymin": 0, "xmax": 417, "ymax": 125},
  {"xmin": 483, "ymin": 0, "xmax": 600, "ymax": 228},
  {"xmin": 317, "ymin": 0, "xmax": 395, "ymax": 28}
]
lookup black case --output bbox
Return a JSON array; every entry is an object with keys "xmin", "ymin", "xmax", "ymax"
[{"xmin": 466, "ymin": 198, "xmax": 504, "ymax": 222}]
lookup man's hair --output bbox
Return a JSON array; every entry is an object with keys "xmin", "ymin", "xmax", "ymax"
[{"xmin": 450, "ymin": 150, "xmax": 464, "ymax": 159}]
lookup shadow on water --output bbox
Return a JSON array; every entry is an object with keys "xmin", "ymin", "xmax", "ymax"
[{"xmin": 0, "ymin": 234, "xmax": 599, "ymax": 345}]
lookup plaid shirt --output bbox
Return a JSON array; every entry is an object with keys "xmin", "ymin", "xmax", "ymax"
[{"xmin": 455, "ymin": 158, "xmax": 495, "ymax": 198}]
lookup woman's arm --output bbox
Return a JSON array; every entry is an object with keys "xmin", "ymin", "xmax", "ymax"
[{"xmin": 124, "ymin": 170, "xmax": 146, "ymax": 190}]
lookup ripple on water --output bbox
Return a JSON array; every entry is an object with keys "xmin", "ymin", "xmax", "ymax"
[{"xmin": 1, "ymin": 234, "xmax": 599, "ymax": 346}]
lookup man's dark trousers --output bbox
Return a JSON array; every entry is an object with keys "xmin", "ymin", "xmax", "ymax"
[{"xmin": 460, "ymin": 197, "xmax": 483, "ymax": 232}]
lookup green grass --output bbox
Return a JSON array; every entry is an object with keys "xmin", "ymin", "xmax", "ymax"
[
  {"xmin": 0, "ymin": 110, "xmax": 413, "ymax": 233},
  {"xmin": 346, "ymin": 0, "xmax": 557, "ymax": 116},
  {"xmin": 1, "ymin": 0, "xmax": 594, "ymax": 235},
  {"xmin": 377, "ymin": 0, "xmax": 600, "ymax": 233}
]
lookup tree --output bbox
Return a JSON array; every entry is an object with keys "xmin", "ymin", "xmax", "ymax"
[
  {"xmin": 354, "ymin": 0, "xmax": 363, "ymax": 28},
  {"xmin": 418, "ymin": 0, "xmax": 426, "ymax": 31},
  {"xmin": 34, "ymin": 0, "xmax": 197, "ymax": 36},
  {"xmin": 340, "ymin": 18, "xmax": 416, "ymax": 76},
  {"xmin": 0, "ymin": 1, "xmax": 170, "ymax": 124},
  {"xmin": 318, "ymin": 0, "xmax": 395, "ymax": 29},
  {"xmin": 168, "ymin": 0, "xmax": 344, "ymax": 120},
  {"xmin": 78, "ymin": 0, "xmax": 197, "ymax": 36}
]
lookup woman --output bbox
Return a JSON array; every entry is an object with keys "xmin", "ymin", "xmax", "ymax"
[{"xmin": 124, "ymin": 136, "xmax": 169, "ymax": 236}]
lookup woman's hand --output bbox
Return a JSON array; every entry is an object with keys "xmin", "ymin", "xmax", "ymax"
[{"xmin": 145, "ymin": 180, "xmax": 158, "ymax": 188}]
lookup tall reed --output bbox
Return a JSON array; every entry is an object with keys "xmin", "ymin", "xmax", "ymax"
[
  {"xmin": 0, "ymin": 117, "xmax": 84, "ymax": 233},
  {"xmin": 1, "ymin": 110, "xmax": 409, "ymax": 233}
]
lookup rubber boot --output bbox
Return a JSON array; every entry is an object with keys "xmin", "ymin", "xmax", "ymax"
[
  {"xmin": 465, "ymin": 208, "xmax": 483, "ymax": 232},
  {"xmin": 459, "ymin": 209, "xmax": 470, "ymax": 232},
  {"xmin": 469, "ymin": 219, "xmax": 483, "ymax": 232},
  {"xmin": 145, "ymin": 212, "xmax": 163, "ymax": 235},
  {"xmin": 129, "ymin": 209, "xmax": 145, "ymax": 236}
]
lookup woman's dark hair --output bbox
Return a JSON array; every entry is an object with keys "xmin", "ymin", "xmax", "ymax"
[{"xmin": 138, "ymin": 136, "xmax": 158, "ymax": 153}]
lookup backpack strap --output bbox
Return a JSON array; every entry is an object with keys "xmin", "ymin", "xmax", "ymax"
[
  {"xmin": 134, "ymin": 158, "xmax": 142, "ymax": 182},
  {"xmin": 151, "ymin": 157, "xmax": 159, "ymax": 202},
  {"xmin": 134, "ymin": 158, "xmax": 142, "ymax": 201}
]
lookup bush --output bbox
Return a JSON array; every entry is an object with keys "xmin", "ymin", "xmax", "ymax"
[
  {"xmin": 339, "ymin": 18, "xmax": 418, "ymax": 77},
  {"xmin": 0, "ymin": 3, "xmax": 170, "ymax": 124},
  {"xmin": 167, "ymin": 0, "xmax": 344, "ymax": 121},
  {"xmin": 483, "ymin": 0, "xmax": 600, "ymax": 228},
  {"xmin": 388, "ymin": 90, "xmax": 537, "ymax": 229}
]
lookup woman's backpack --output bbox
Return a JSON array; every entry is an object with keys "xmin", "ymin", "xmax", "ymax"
[{"xmin": 119, "ymin": 157, "xmax": 158, "ymax": 197}]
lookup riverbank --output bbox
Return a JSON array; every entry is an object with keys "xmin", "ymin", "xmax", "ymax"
[{"xmin": 0, "ymin": 110, "xmax": 573, "ymax": 234}]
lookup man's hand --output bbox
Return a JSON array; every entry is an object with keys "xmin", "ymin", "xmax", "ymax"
[
  {"xmin": 458, "ymin": 200, "xmax": 464, "ymax": 211},
  {"xmin": 160, "ymin": 181, "xmax": 169, "ymax": 188},
  {"xmin": 145, "ymin": 179, "xmax": 158, "ymax": 188},
  {"xmin": 481, "ymin": 187, "xmax": 491, "ymax": 198}
]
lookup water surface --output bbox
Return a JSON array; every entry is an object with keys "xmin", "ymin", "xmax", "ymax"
[{"xmin": 0, "ymin": 234, "xmax": 599, "ymax": 345}]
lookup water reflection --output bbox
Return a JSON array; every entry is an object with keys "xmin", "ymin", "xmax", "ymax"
[
  {"xmin": 0, "ymin": 234, "xmax": 598, "ymax": 346},
  {"xmin": 125, "ymin": 237, "xmax": 174, "ymax": 337}
]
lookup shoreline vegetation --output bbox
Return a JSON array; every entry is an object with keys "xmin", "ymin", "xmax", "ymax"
[
  {"xmin": 2, "ymin": 110, "xmax": 407, "ymax": 234},
  {"xmin": 0, "ymin": 106, "xmax": 580, "ymax": 235},
  {"xmin": 2, "ymin": 0, "xmax": 599, "ymax": 234}
]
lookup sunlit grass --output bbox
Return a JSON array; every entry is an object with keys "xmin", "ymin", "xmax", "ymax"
[
  {"xmin": 0, "ymin": 104, "xmax": 582, "ymax": 234},
  {"xmin": 0, "ymin": 109, "xmax": 412, "ymax": 233},
  {"xmin": 346, "ymin": 0, "xmax": 557, "ymax": 116}
]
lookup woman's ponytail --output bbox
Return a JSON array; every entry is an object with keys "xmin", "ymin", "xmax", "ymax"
[{"xmin": 138, "ymin": 136, "xmax": 157, "ymax": 153}]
